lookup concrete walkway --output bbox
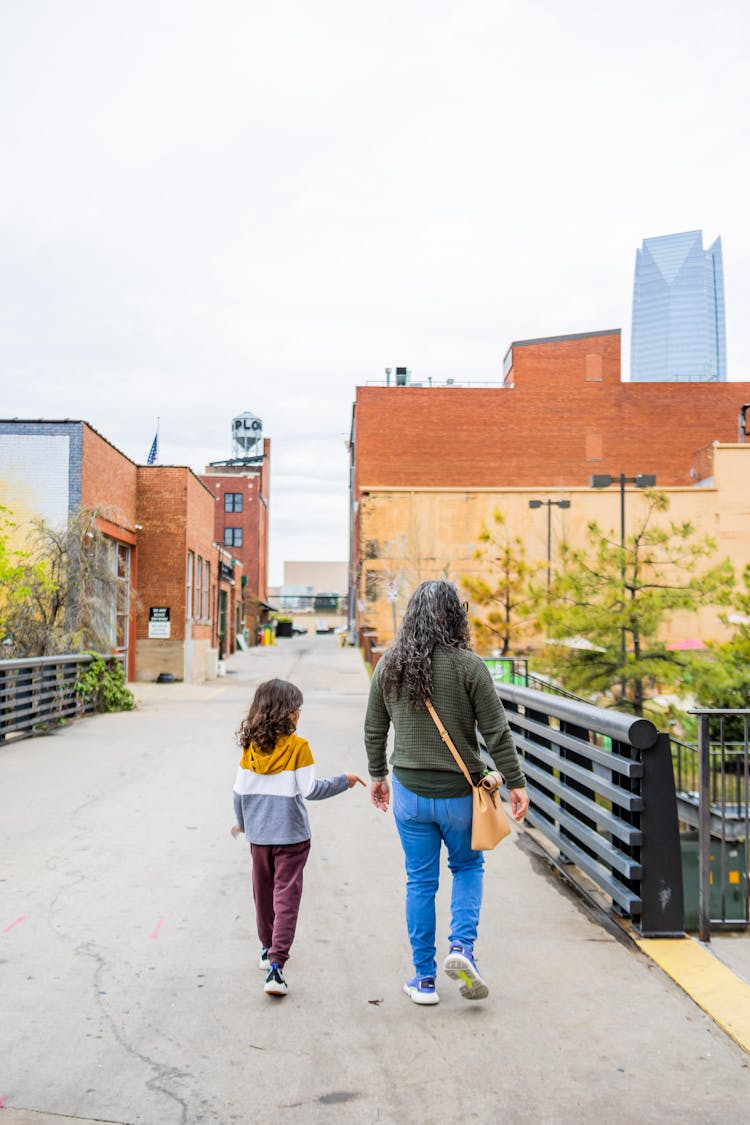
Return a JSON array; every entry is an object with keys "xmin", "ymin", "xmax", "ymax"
[{"xmin": 1, "ymin": 636, "xmax": 749, "ymax": 1125}]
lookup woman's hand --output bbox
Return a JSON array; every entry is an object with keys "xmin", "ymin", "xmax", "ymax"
[
  {"xmin": 346, "ymin": 774, "xmax": 366, "ymax": 788},
  {"xmin": 509, "ymin": 787, "xmax": 529, "ymax": 821},
  {"xmin": 370, "ymin": 778, "xmax": 390, "ymax": 812}
]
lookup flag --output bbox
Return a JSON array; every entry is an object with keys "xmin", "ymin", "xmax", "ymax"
[{"xmin": 147, "ymin": 430, "xmax": 159, "ymax": 465}]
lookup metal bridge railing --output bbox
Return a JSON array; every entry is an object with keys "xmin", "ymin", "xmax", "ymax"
[
  {"xmin": 0, "ymin": 654, "xmax": 97, "ymax": 741},
  {"xmin": 493, "ymin": 682, "xmax": 684, "ymax": 937}
]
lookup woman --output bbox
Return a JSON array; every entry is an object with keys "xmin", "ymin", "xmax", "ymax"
[{"xmin": 365, "ymin": 579, "xmax": 529, "ymax": 1006}]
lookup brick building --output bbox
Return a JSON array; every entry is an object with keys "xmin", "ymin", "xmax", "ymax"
[
  {"xmin": 199, "ymin": 415, "xmax": 271, "ymax": 644},
  {"xmin": 0, "ymin": 420, "xmax": 242, "ymax": 681},
  {"xmin": 348, "ymin": 330, "xmax": 750, "ymax": 643},
  {"xmin": 135, "ymin": 466, "xmax": 242, "ymax": 679}
]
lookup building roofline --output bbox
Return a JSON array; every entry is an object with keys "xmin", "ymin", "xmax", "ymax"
[
  {"xmin": 0, "ymin": 418, "xmax": 140, "ymax": 468},
  {"xmin": 507, "ymin": 328, "xmax": 621, "ymax": 352}
]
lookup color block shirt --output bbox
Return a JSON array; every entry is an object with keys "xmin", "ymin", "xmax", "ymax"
[
  {"xmin": 233, "ymin": 732, "xmax": 348, "ymax": 845},
  {"xmin": 365, "ymin": 644, "xmax": 526, "ymax": 798}
]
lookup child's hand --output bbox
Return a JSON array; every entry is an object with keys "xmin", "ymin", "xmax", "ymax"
[
  {"xmin": 346, "ymin": 774, "xmax": 366, "ymax": 789},
  {"xmin": 230, "ymin": 825, "xmax": 243, "ymax": 839}
]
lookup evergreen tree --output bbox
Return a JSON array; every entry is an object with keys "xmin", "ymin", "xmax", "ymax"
[
  {"xmin": 461, "ymin": 508, "xmax": 543, "ymax": 655},
  {"xmin": 690, "ymin": 564, "xmax": 750, "ymax": 737},
  {"xmin": 541, "ymin": 490, "xmax": 733, "ymax": 717}
]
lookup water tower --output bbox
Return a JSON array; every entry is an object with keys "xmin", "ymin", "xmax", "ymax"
[{"xmin": 231, "ymin": 412, "xmax": 263, "ymax": 461}]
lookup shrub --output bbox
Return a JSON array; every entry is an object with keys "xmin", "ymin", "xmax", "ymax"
[{"xmin": 75, "ymin": 654, "xmax": 135, "ymax": 713}]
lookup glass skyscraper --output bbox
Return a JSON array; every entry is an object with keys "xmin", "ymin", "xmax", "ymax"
[{"xmin": 630, "ymin": 230, "xmax": 726, "ymax": 381}]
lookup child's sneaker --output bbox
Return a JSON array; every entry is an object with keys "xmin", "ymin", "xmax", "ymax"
[
  {"xmin": 264, "ymin": 963, "xmax": 288, "ymax": 996},
  {"xmin": 403, "ymin": 975, "xmax": 439, "ymax": 1006},
  {"xmin": 258, "ymin": 947, "xmax": 271, "ymax": 971},
  {"xmin": 443, "ymin": 942, "xmax": 488, "ymax": 1000}
]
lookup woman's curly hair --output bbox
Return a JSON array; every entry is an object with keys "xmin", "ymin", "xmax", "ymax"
[
  {"xmin": 236, "ymin": 678, "xmax": 303, "ymax": 752},
  {"xmin": 379, "ymin": 580, "xmax": 470, "ymax": 710}
]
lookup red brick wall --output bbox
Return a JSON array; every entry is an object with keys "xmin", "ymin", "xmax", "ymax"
[
  {"xmin": 81, "ymin": 424, "xmax": 137, "ymax": 529},
  {"xmin": 199, "ymin": 438, "xmax": 271, "ymax": 604},
  {"xmin": 135, "ymin": 467, "xmax": 215, "ymax": 644},
  {"xmin": 185, "ymin": 471, "xmax": 220, "ymax": 648},
  {"xmin": 81, "ymin": 424, "xmax": 139, "ymax": 677},
  {"xmin": 353, "ymin": 331, "xmax": 750, "ymax": 491}
]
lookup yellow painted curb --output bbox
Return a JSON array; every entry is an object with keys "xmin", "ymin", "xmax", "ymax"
[{"xmin": 636, "ymin": 937, "xmax": 750, "ymax": 1055}]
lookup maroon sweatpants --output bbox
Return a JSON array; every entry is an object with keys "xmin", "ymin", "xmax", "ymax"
[{"xmin": 250, "ymin": 839, "xmax": 311, "ymax": 969}]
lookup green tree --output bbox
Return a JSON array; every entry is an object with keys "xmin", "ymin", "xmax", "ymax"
[
  {"xmin": 0, "ymin": 506, "xmax": 43, "ymax": 648},
  {"xmin": 541, "ymin": 490, "xmax": 733, "ymax": 717},
  {"xmin": 690, "ymin": 564, "xmax": 750, "ymax": 732},
  {"xmin": 461, "ymin": 508, "xmax": 544, "ymax": 654},
  {"xmin": 2, "ymin": 508, "xmax": 123, "ymax": 657}
]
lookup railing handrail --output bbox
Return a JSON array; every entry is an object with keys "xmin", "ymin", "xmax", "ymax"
[
  {"xmin": 497, "ymin": 682, "xmax": 659, "ymax": 750},
  {"xmin": 0, "ymin": 652, "xmax": 101, "ymax": 742},
  {"xmin": 0, "ymin": 653, "xmax": 95, "ymax": 671}
]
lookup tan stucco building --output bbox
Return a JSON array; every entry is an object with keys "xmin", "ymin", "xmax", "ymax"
[{"xmin": 357, "ymin": 443, "xmax": 750, "ymax": 648}]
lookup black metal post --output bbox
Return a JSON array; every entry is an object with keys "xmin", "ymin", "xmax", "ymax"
[
  {"xmin": 698, "ymin": 712, "xmax": 711, "ymax": 942},
  {"xmin": 529, "ymin": 497, "xmax": 571, "ymax": 597},
  {"xmin": 546, "ymin": 501, "xmax": 552, "ymax": 594},
  {"xmin": 639, "ymin": 732, "xmax": 685, "ymax": 936},
  {"xmin": 619, "ymin": 473, "xmax": 627, "ymax": 698}
]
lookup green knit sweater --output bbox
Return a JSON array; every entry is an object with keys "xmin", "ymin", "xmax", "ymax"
[{"xmin": 365, "ymin": 644, "xmax": 526, "ymax": 798}]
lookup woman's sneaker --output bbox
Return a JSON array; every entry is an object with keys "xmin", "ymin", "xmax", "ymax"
[
  {"xmin": 403, "ymin": 975, "xmax": 439, "ymax": 1005},
  {"xmin": 443, "ymin": 943, "xmax": 489, "ymax": 1000},
  {"xmin": 258, "ymin": 947, "xmax": 271, "ymax": 971},
  {"xmin": 264, "ymin": 963, "xmax": 288, "ymax": 996}
]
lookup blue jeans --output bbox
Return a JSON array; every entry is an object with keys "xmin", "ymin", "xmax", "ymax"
[{"xmin": 392, "ymin": 775, "xmax": 484, "ymax": 978}]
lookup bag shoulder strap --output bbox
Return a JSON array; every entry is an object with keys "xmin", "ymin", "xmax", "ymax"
[{"xmin": 424, "ymin": 699, "xmax": 475, "ymax": 790}]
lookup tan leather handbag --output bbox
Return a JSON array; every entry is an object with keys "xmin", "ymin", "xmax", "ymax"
[{"xmin": 425, "ymin": 700, "xmax": 511, "ymax": 850}]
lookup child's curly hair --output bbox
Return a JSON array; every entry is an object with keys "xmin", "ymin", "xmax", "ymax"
[{"xmin": 236, "ymin": 678, "xmax": 303, "ymax": 752}]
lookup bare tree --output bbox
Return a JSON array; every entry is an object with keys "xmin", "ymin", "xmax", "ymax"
[{"xmin": 2, "ymin": 508, "xmax": 126, "ymax": 657}]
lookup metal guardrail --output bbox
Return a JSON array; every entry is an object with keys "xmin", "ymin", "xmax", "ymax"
[
  {"xmin": 0, "ymin": 655, "xmax": 96, "ymax": 741},
  {"xmin": 494, "ymin": 682, "xmax": 684, "ymax": 937}
]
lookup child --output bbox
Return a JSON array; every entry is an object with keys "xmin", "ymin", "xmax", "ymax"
[{"xmin": 232, "ymin": 677, "xmax": 364, "ymax": 997}]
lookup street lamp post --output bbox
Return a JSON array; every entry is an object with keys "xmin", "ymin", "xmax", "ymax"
[
  {"xmin": 528, "ymin": 498, "xmax": 572, "ymax": 594},
  {"xmin": 590, "ymin": 472, "xmax": 656, "ymax": 700}
]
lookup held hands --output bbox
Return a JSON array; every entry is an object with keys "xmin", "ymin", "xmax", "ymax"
[
  {"xmin": 369, "ymin": 778, "xmax": 390, "ymax": 812},
  {"xmin": 346, "ymin": 774, "xmax": 366, "ymax": 789},
  {"xmin": 510, "ymin": 787, "xmax": 530, "ymax": 822}
]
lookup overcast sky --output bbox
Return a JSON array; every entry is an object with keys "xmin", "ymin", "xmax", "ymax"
[{"xmin": 1, "ymin": 1, "xmax": 748, "ymax": 584}]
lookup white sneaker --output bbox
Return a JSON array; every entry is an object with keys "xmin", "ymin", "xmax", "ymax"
[
  {"xmin": 259, "ymin": 947, "xmax": 271, "ymax": 971},
  {"xmin": 403, "ymin": 975, "xmax": 439, "ymax": 1005},
  {"xmin": 264, "ymin": 964, "xmax": 288, "ymax": 996}
]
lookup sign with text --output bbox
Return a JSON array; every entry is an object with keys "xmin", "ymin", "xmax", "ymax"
[{"xmin": 148, "ymin": 607, "xmax": 171, "ymax": 639}]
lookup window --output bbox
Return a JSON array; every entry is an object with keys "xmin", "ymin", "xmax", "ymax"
[
  {"xmin": 224, "ymin": 492, "xmax": 243, "ymax": 513},
  {"xmin": 224, "ymin": 527, "xmax": 243, "ymax": 547},
  {"xmin": 195, "ymin": 556, "xmax": 203, "ymax": 619},
  {"xmin": 186, "ymin": 551, "xmax": 194, "ymax": 621},
  {"xmin": 115, "ymin": 543, "xmax": 130, "ymax": 651},
  {"xmin": 204, "ymin": 561, "xmax": 210, "ymax": 620}
]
